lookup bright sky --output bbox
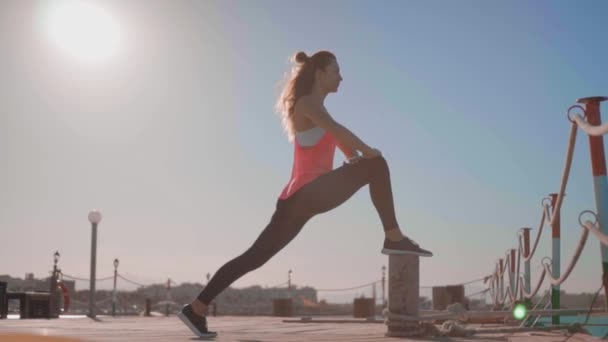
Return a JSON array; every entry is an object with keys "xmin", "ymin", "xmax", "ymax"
[{"xmin": 1, "ymin": 0, "xmax": 607, "ymax": 303}]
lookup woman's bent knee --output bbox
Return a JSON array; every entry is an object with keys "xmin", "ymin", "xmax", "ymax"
[{"xmin": 368, "ymin": 155, "xmax": 389, "ymax": 173}]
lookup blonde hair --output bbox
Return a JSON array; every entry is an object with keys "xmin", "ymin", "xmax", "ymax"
[{"xmin": 275, "ymin": 50, "xmax": 336, "ymax": 142}]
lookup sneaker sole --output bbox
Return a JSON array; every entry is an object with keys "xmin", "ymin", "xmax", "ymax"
[
  {"xmin": 381, "ymin": 248, "xmax": 433, "ymax": 257},
  {"xmin": 177, "ymin": 312, "xmax": 218, "ymax": 339}
]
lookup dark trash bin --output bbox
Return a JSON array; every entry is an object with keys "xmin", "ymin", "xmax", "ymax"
[
  {"xmin": 353, "ymin": 297, "xmax": 375, "ymax": 318},
  {"xmin": 27, "ymin": 292, "xmax": 51, "ymax": 318},
  {"xmin": 0, "ymin": 281, "xmax": 7, "ymax": 319},
  {"xmin": 272, "ymin": 298, "xmax": 293, "ymax": 317}
]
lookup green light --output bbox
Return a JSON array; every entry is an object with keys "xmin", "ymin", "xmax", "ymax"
[{"xmin": 513, "ymin": 303, "xmax": 527, "ymax": 320}]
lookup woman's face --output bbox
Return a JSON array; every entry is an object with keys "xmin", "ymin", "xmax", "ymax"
[{"xmin": 317, "ymin": 59, "xmax": 342, "ymax": 93}]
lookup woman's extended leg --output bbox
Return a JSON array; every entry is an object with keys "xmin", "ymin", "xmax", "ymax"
[{"xmin": 195, "ymin": 201, "xmax": 310, "ymax": 305}]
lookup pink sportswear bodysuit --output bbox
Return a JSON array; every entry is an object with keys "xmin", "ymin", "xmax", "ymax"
[{"xmin": 279, "ymin": 126, "xmax": 337, "ymax": 200}]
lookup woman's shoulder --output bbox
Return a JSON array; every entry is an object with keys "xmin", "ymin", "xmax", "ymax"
[{"xmin": 292, "ymin": 96, "xmax": 318, "ymax": 130}]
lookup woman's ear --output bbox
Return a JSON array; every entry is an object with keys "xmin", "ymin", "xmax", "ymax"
[{"xmin": 314, "ymin": 68, "xmax": 323, "ymax": 83}]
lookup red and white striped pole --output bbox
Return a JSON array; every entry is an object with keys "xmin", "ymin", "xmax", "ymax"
[
  {"xmin": 549, "ymin": 193, "xmax": 561, "ymax": 324},
  {"xmin": 499, "ymin": 258, "xmax": 504, "ymax": 304},
  {"xmin": 577, "ymin": 96, "xmax": 608, "ymax": 307},
  {"xmin": 521, "ymin": 227, "xmax": 532, "ymax": 297},
  {"xmin": 509, "ymin": 249, "xmax": 516, "ymax": 302}
]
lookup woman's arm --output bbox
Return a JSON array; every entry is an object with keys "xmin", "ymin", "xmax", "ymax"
[
  {"xmin": 337, "ymin": 141, "xmax": 358, "ymax": 159},
  {"xmin": 297, "ymin": 98, "xmax": 373, "ymax": 155}
]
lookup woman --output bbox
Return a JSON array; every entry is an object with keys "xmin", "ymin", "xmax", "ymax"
[{"xmin": 178, "ymin": 50, "xmax": 432, "ymax": 338}]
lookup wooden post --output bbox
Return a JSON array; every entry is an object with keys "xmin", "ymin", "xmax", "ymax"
[
  {"xmin": 386, "ymin": 254, "xmax": 424, "ymax": 337},
  {"xmin": 432, "ymin": 286, "xmax": 448, "ymax": 310},
  {"xmin": 145, "ymin": 298, "xmax": 151, "ymax": 317},
  {"xmin": 0, "ymin": 281, "xmax": 7, "ymax": 319}
]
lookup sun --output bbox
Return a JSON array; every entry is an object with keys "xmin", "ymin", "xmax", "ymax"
[{"xmin": 42, "ymin": 0, "xmax": 122, "ymax": 64}]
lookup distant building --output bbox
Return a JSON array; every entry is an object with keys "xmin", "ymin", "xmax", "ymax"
[{"xmin": 0, "ymin": 273, "xmax": 72, "ymax": 293}]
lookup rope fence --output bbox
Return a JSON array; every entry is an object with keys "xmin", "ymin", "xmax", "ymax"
[
  {"xmin": 56, "ymin": 270, "xmax": 488, "ymax": 300},
  {"xmin": 486, "ymin": 99, "xmax": 608, "ymax": 315}
]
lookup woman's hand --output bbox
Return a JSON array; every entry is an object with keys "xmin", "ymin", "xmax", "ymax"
[
  {"xmin": 361, "ymin": 147, "xmax": 383, "ymax": 159},
  {"xmin": 346, "ymin": 154, "xmax": 363, "ymax": 165}
]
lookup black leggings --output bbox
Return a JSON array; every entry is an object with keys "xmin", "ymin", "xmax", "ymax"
[{"xmin": 197, "ymin": 156, "xmax": 398, "ymax": 304}]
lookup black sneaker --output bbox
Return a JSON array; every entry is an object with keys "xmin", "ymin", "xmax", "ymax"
[
  {"xmin": 177, "ymin": 304, "xmax": 218, "ymax": 339},
  {"xmin": 382, "ymin": 237, "xmax": 433, "ymax": 257}
]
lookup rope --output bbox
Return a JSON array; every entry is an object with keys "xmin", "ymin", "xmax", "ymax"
[
  {"xmin": 458, "ymin": 276, "xmax": 489, "ymax": 286},
  {"xmin": 519, "ymin": 203, "xmax": 549, "ymax": 263},
  {"xmin": 543, "ymin": 200, "xmax": 553, "ymax": 225},
  {"xmin": 574, "ymin": 113, "xmax": 608, "ymax": 136},
  {"xmin": 489, "ymin": 273, "xmax": 514, "ymax": 306},
  {"xmin": 466, "ymin": 288, "xmax": 490, "ymax": 298},
  {"xmin": 316, "ymin": 280, "xmax": 380, "ymax": 292},
  {"xmin": 267, "ymin": 281, "xmax": 288, "ymax": 289},
  {"xmin": 517, "ymin": 268, "xmax": 547, "ymax": 300},
  {"xmin": 61, "ymin": 271, "xmax": 175, "ymax": 288},
  {"xmin": 117, "ymin": 274, "xmax": 148, "ymax": 287},
  {"xmin": 490, "ymin": 120, "xmax": 578, "ymax": 305},
  {"xmin": 489, "ymin": 268, "xmax": 504, "ymax": 306},
  {"xmin": 497, "ymin": 271, "xmax": 518, "ymax": 306},
  {"xmin": 497, "ymin": 255, "xmax": 510, "ymax": 278},
  {"xmin": 546, "ymin": 121, "xmax": 578, "ymax": 238},
  {"xmin": 421, "ymin": 275, "xmax": 492, "ymax": 289},
  {"xmin": 491, "ymin": 259, "xmax": 520, "ymax": 306},
  {"xmin": 541, "ymin": 221, "xmax": 591, "ymax": 286},
  {"xmin": 583, "ymin": 217, "xmax": 608, "ymax": 246},
  {"xmin": 514, "ymin": 244, "xmax": 521, "ymax": 299},
  {"xmin": 484, "ymin": 253, "xmax": 532, "ymax": 305},
  {"xmin": 582, "ymin": 284, "xmax": 604, "ymax": 327},
  {"xmin": 61, "ymin": 272, "xmax": 114, "ymax": 282},
  {"xmin": 70, "ymin": 296, "xmax": 113, "ymax": 306}
]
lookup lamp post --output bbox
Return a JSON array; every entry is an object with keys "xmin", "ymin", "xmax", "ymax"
[
  {"xmin": 381, "ymin": 265, "xmax": 386, "ymax": 308},
  {"xmin": 165, "ymin": 278, "xmax": 172, "ymax": 316},
  {"xmin": 288, "ymin": 269, "xmax": 292, "ymax": 298},
  {"xmin": 112, "ymin": 258, "xmax": 119, "ymax": 317},
  {"xmin": 49, "ymin": 251, "xmax": 60, "ymax": 318},
  {"xmin": 53, "ymin": 251, "xmax": 60, "ymax": 269},
  {"xmin": 88, "ymin": 209, "xmax": 102, "ymax": 318}
]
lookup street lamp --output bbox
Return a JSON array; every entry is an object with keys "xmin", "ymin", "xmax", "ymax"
[
  {"xmin": 49, "ymin": 251, "xmax": 61, "ymax": 318},
  {"xmin": 381, "ymin": 265, "xmax": 386, "ymax": 308},
  {"xmin": 88, "ymin": 209, "xmax": 102, "ymax": 318},
  {"xmin": 112, "ymin": 258, "xmax": 119, "ymax": 317}
]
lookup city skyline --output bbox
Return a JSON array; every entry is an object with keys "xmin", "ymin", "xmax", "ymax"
[{"xmin": 2, "ymin": 0, "xmax": 608, "ymax": 305}]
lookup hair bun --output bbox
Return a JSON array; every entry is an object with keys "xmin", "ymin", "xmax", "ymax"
[{"xmin": 294, "ymin": 51, "xmax": 309, "ymax": 64}]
